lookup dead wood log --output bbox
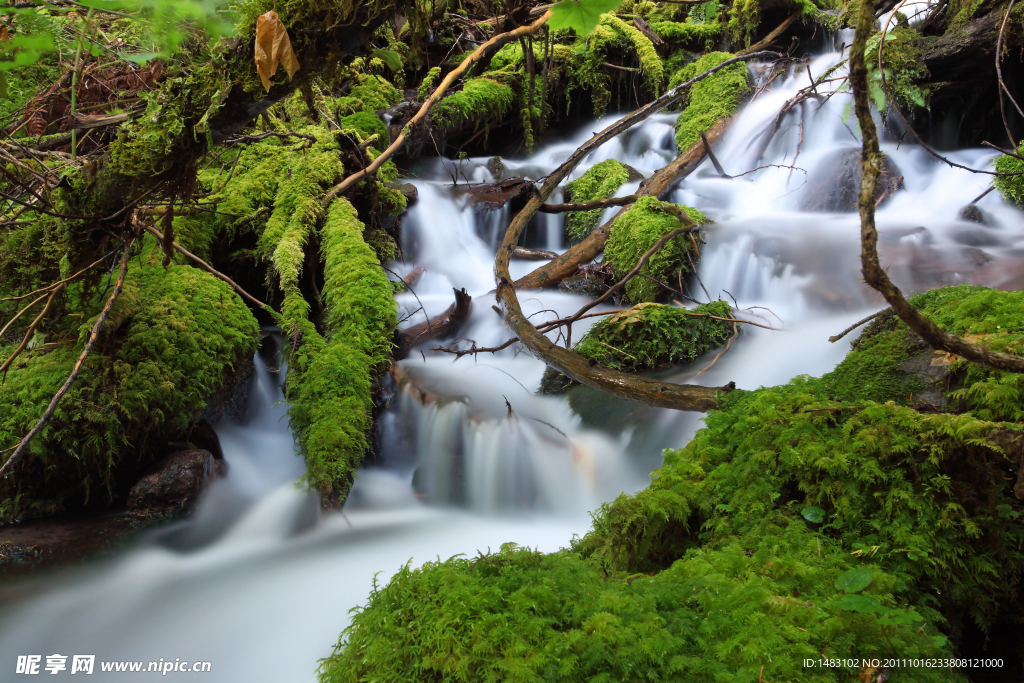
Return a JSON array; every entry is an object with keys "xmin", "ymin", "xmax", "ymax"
[
  {"xmin": 495, "ymin": 54, "xmax": 779, "ymax": 411},
  {"xmin": 538, "ymin": 195, "xmax": 638, "ymax": 213},
  {"xmin": 738, "ymin": 11, "xmax": 801, "ymax": 56},
  {"xmin": 632, "ymin": 16, "xmax": 664, "ymax": 45},
  {"xmin": 401, "ymin": 266, "xmax": 426, "ymax": 287},
  {"xmin": 512, "ymin": 247, "xmax": 557, "ymax": 260},
  {"xmin": 515, "ymin": 114, "xmax": 735, "ymax": 290},
  {"xmin": 851, "ymin": 0, "xmax": 1024, "ymax": 374},
  {"xmin": 395, "ymin": 287, "xmax": 472, "ymax": 360},
  {"xmin": 463, "ymin": 177, "xmax": 536, "ymax": 209}
]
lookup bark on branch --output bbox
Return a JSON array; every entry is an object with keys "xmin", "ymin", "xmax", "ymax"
[
  {"xmin": 851, "ymin": 0, "xmax": 1024, "ymax": 373},
  {"xmin": 494, "ymin": 54, "xmax": 779, "ymax": 411},
  {"xmin": 395, "ymin": 287, "xmax": 473, "ymax": 360}
]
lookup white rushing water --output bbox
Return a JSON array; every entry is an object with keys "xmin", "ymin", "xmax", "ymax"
[{"xmin": 3, "ymin": 35, "xmax": 1024, "ymax": 681}]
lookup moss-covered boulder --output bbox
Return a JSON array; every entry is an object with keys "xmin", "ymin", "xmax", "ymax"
[
  {"xmin": 670, "ymin": 51, "xmax": 751, "ymax": 151},
  {"xmin": 575, "ymin": 301, "xmax": 733, "ymax": 371},
  {"xmin": 604, "ymin": 196, "xmax": 708, "ymax": 303},
  {"xmin": 0, "ymin": 248, "xmax": 259, "ymax": 521}
]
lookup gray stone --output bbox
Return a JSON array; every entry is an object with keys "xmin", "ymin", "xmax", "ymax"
[{"xmin": 128, "ymin": 450, "xmax": 225, "ymax": 515}]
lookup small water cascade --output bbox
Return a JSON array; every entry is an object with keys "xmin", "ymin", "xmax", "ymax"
[{"xmin": 3, "ymin": 35, "xmax": 1024, "ymax": 681}]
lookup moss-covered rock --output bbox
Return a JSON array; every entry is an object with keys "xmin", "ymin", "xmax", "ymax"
[
  {"xmin": 994, "ymin": 141, "xmax": 1024, "ymax": 207},
  {"xmin": 431, "ymin": 76, "xmax": 516, "ymax": 132},
  {"xmin": 563, "ymin": 160, "xmax": 640, "ymax": 245},
  {"xmin": 604, "ymin": 196, "xmax": 709, "ymax": 303},
  {"xmin": 0, "ymin": 247, "xmax": 259, "ymax": 521},
  {"xmin": 670, "ymin": 51, "xmax": 751, "ymax": 151},
  {"xmin": 575, "ymin": 301, "xmax": 733, "ymax": 371}
]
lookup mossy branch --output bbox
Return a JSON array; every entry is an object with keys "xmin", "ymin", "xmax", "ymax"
[
  {"xmin": 0, "ymin": 241, "xmax": 132, "ymax": 481},
  {"xmin": 0, "ymin": 283, "xmax": 65, "ymax": 378},
  {"xmin": 851, "ymin": 0, "xmax": 1024, "ymax": 373},
  {"xmin": 323, "ymin": 11, "xmax": 554, "ymax": 202}
]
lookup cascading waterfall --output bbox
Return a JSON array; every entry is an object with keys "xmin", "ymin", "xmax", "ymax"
[{"xmin": 3, "ymin": 35, "xmax": 1023, "ymax": 681}]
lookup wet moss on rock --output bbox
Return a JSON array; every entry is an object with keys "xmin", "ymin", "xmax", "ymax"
[
  {"xmin": 604, "ymin": 196, "xmax": 709, "ymax": 303},
  {"xmin": 994, "ymin": 142, "xmax": 1024, "ymax": 207},
  {"xmin": 574, "ymin": 301, "xmax": 733, "ymax": 371},
  {"xmin": 670, "ymin": 51, "xmax": 751, "ymax": 151}
]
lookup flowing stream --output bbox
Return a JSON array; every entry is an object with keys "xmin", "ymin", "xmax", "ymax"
[{"xmin": 2, "ymin": 36, "xmax": 1023, "ymax": 681}]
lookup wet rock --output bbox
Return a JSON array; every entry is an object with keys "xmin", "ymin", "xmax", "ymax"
[
  {"xmin": 386, "ymin": 182, "xmax": 418, "ymax": 207},
  {"xmin": 957, "ymin": 203, "xmax": 992, "ymax": 225},
  {"xmin": 799, "ymin": 147, "xmax": 904, "ymax": 212},
  {"xmin": 539, "ymin": 367, "xmax": 579, "ymax": 395},
  {"xmin": 557, "ymin": 262, "xmax": 618, "ymax": 299},
  {"xmin": 128, "ymin": 449, "xmax": 224, "ymax": 515},
  {"xmin": 486, "ymin": 156, "xmax": 504, "ymax": 179},
  {"xmin": 200, "ymin": 355, "xmax": 254, "ymax": 423},
  {"xmin": 961, "ymin": 247, "xmax": 994, "ymax": 268},
  {"xmin": 951, "ymin": 229, "xmax": 1005, "ymax": 247}
]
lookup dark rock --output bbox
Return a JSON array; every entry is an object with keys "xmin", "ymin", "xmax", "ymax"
[
  {"xmin": 486, "ymin": 156, "xmax": 504, "ymax": 179},
  {"xmin": 128, "ymin": 450, "xmax": 224, "ymax": 515},
  {"xmin": 558, "ymin": 275, "xmax": 610, "ymax": 299},
  {"xmin": 957, "ymin": 204, "xmax": 991, "ymax": 225},
  {"xmin": 386, "ymin": 182, "xmax": 418, "ymax": 206},
  {"xmin": 799, "ymin": 147, "xmax": 904, "ymax": 212},
  {"xmin": 199, "ymin": 355, "xmax": 254, "ymax": 423},
  {"xmin": 539, "ymin": 367, "xmax": 579, "ymax": 395},
  {"xmin": 951, "ymin": 229, "xmax": 1004, "ymax": 247},
  {"xmin": 188, "ymin": 419, "xmax": 224, "ymax": 460}
]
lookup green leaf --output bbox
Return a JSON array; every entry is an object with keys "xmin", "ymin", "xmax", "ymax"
[
  {"xmin": 548, "ymin": 0, "xmax": 623, "ymax": 37},
  {"xmin": 372, "ymin": 49, "xmax": 403, "ymax": 72},
  {"xmin": 877, "ymin": 609, "xmax": 924, "ymax": 626},
  {"xmin": 832, "ymin": 593, "xmax": 886, "ymax": 613},
  {"xmin": 801, "ymin": 506, "xmax": 824, "ymax": 524},
  {"xmin": 835, "ymin": 567, "xmax": 872, "ymax": 593}
]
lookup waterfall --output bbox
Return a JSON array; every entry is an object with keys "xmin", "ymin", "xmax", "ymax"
[{"xmin": 3, "ymin": 37, "xmax": 1023, "ymax": 682}]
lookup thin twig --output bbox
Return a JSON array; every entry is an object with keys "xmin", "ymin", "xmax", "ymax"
[
  {"xmin": 696, "ymin": 323, "xmax": 739, "ymax": 376},
  {"xmin": 0, "ymin": 292, "xmax": 48, "ymax": 339},
  {"xmin": 997, "ymin": 0, "xmax": 1022, "ymax": 149},
  {"xmin": 828, "ymin": 310, "xmax": 884, "ymax": 342},
  {"xmin": 431, "ymin": 337, "xmax": 519, "ymax": 359},
  {"xmin": 0, "ymin": 284, "xmax": 65, "ymax": 378}
]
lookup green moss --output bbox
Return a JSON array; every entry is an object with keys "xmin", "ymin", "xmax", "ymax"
[
  {"xmin": 727, "ymin": 0, "xmax": 761, "ymax": 46},
  {"xmin": 563, "ymin": 160, "xmax": 633, "ymax": 244},
  {"xmin": 604, "ymin": 196, "xmax": 709, "ymax": 303},
  {"xmin": 649, "ymin": 20, "xmax": 722, "ymax": 48},
  {"xmin": 287, "ymin": 199, "xmax": 396, "ymax": 505},
  {"xmin": 339, "ymin": 111, "xmax": 389, "ymax": 153},
  {"xmin": 416, "ymin": 66, "xmax": 441, "ymax": 100},
  {"xmin": 600, "ymin": 15, "xmax": 664, "ymax": 94},
  {"xmin": 0, "ymin": 247, "xmax": 258, "ymax": 521},
  {"xmin": 865, "ymin": 27, "xmax": 930, "ymax": 111},
  {"xmin": 822, "ymin": 285, "xmax": 1024, "ymax": 421},
  {"xmin": 575, "ymin": 301, "xmax": 733, "ymax": 371},
  {"xmin": 670, "ymin": 51, "xmax": 751, "ymax": 150},
  {"xmin": 994, "ymin": 142, "xmax": 1024, "ymax": 207},
  {"xmin": 431, "ymin": 76, "xmax": 516, "ymax": 131}
]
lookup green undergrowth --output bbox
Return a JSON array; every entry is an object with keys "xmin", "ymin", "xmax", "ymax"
[
  {"xmin": 286, "ymin": 199, "xmax": 396, "ymax": 506},
  {"xmin": 432, "ymin": 76, "xmax": 516, "ymax": 133},
  {"xmin": 604, "ymin": 196, "xmax": 709, "ymax": 303},
  {"xmin": 563, "ymin": 160, "xmax": 635, "ymax": 245},
  {"xmin": 0, "ymin": 244, "xmax": 258, "ymax": 521},
  {"xmin": 671, "ymin": 51, "xmax": 751, "ymax": 151},
  {"xmin": 319, "ymin": 284, "xmax": 1024, "ymax": 681},
  {"xmin": 821, "ymin": 285, "xmax": 1024, "ymax": 422},
  {"xmin": 649, "ymin": 20, "xmax": 722, "ymax": 48},
  {"xmin": 574, "ymin": 301, "xmax": 733, "ymax": 371}
]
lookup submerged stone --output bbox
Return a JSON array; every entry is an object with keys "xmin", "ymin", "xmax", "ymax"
[
  {"xmin": 799, "ymin": 147, "xmax": 904, "ymax": 212},
  {"xmin": 128, "ymin": 449, "xmax": 225, "ymax": 516}
]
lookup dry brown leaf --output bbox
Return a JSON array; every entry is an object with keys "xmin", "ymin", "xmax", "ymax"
[
  {"xmin": 254, "ymin": 11, "xmax": 300, "ymax": 92},
  {"xmin": 0, "ymin": 26, "xmax": 10, "ymax": 42}
]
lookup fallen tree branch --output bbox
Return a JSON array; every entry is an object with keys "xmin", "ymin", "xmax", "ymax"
[
  {"xmin": 0, "ymin": 283, "xmax": 64, "ymax": 377},
  {"xmin": 431, "ymin": 337, "xmax": 518, "ymax": 359},
  {"xmin": 738, "ymin": 11, "xmax": 801, "ymax": 56},
  {"xmin": 852, "ymin": 0, "xmax": 1024, "ymax": 373},
  {"xmin": 696, "ymin": 322, "xmax": 739, "ymax": 376},
  {"xmin": 828, "ymin": 310, "xmax": 884, "ymax": 343},
  {"xmin": 395, "ymin": 287, "xmax": 473, "ymax": 360},
  {"xmin": 324, "ymin": 11, "xmax": 554, "ymax": 203},
  {"xmin": 516, "ymin": 114, "xmax": 737, "ymax": 290},
  {"xmin": 538, "ymin": 194, "xmax": 638, "ymax": 213},
  {"xmin": 0, "ymin": 242, "xmax": 133, "ymax": 480},
  {"xmin": 137, "ymin": 220, "xmax": 269, "ymax": 309},
  {"xmin": 0, "ymin": 292, "xmax": 48, "ymax": 340},
  {"xmin": 512, "ymin": 246, "xmax": 558, "ymax": 260},
  {"xmin": 495, "ymin": 53, "xmax": 780, "ymax": 410}
]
